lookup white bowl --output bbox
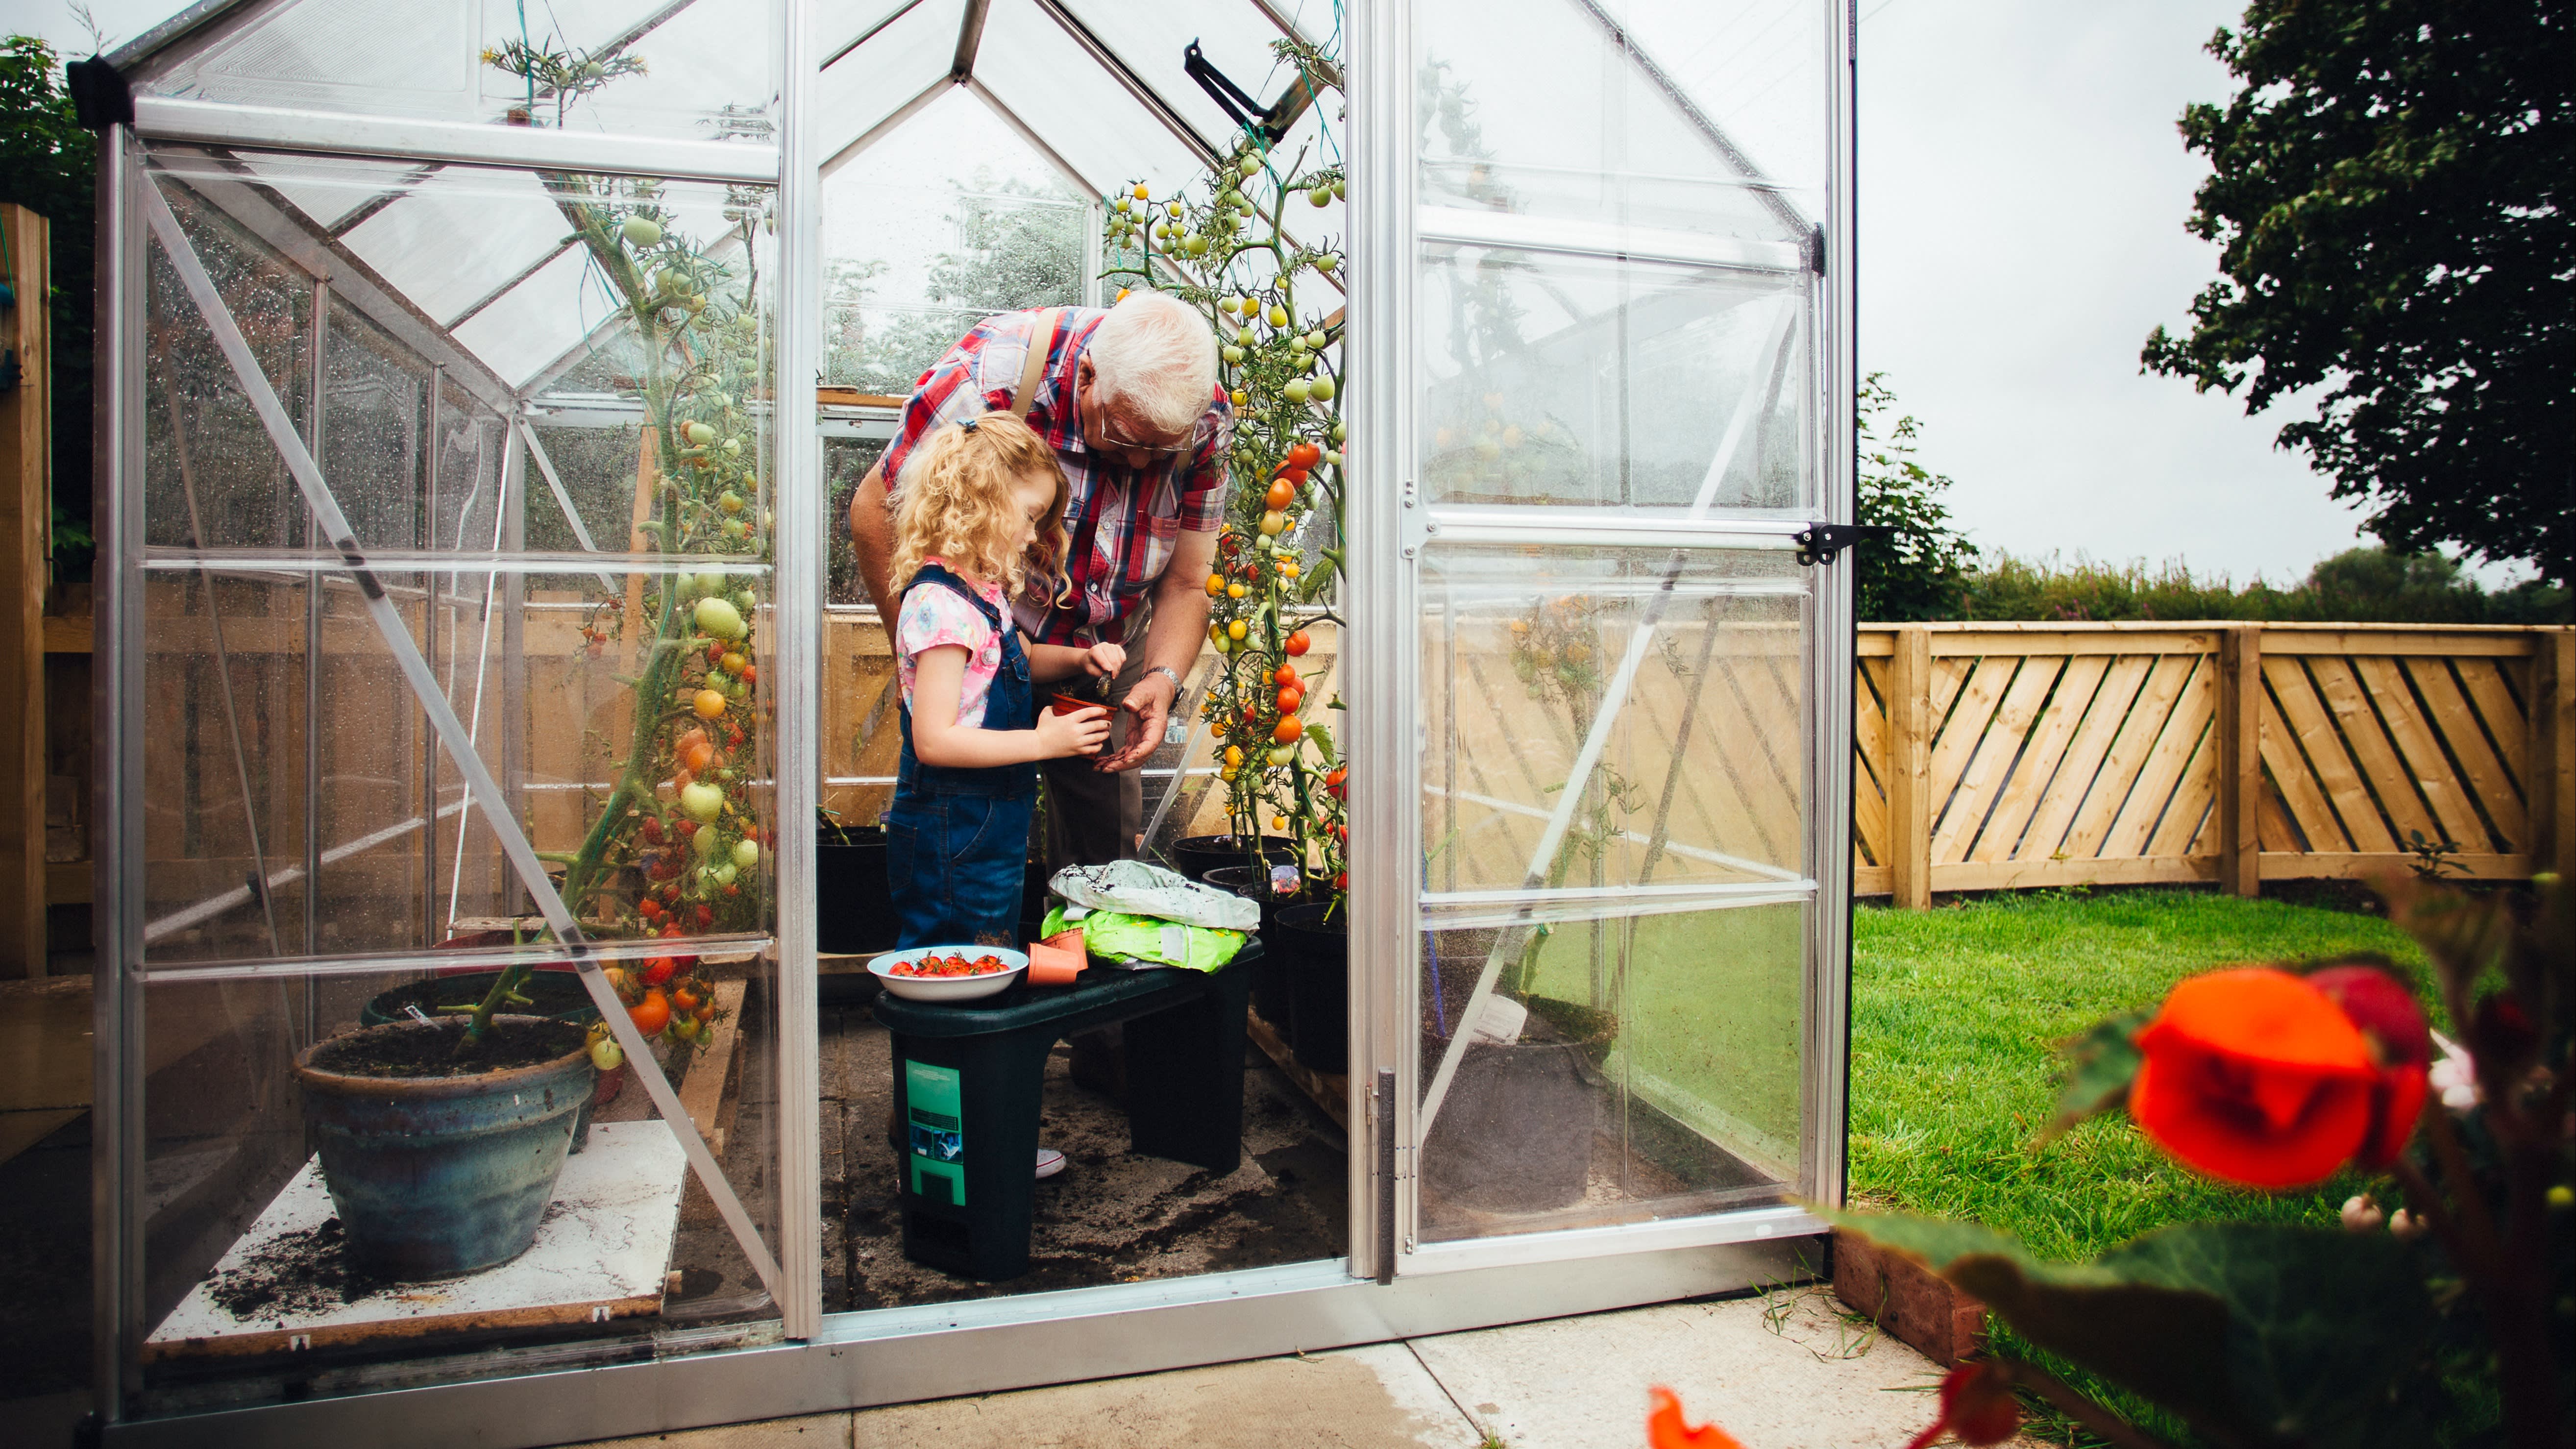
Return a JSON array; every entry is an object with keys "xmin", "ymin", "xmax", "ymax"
[{"xmin": 866, "ymin": 945, "xmax": 1030, "ymax": 1002}]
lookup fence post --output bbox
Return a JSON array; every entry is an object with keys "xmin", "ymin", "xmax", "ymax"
[
  {"xmin": 2217, "ymin": 623, "xmax": 2261, "ymax": 898},
  {"xmin": 1889, "ymin": 624, "xmax": 1932, "ymax": 909},
  {"xmin": 0, "ymin": 204, "xmax": 48, "ymax": 978},
  {"xmin": 2539, "ymin": 629, "xmax": 2575, "ymax": 882}
]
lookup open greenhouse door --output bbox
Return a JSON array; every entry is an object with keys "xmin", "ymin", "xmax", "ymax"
[{"xmin": 1345, "ymin": 0, "xmax": 1853, "ymax": 1282}]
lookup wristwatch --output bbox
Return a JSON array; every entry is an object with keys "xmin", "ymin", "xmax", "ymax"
[{"xmin": 1142, "ymin": 663, "xmax": 1183, "ymax": 695}]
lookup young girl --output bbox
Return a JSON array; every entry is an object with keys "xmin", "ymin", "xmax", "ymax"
[{"xmin": 884, "ymin": 412, "xmax": 1123, "ymax": 948}]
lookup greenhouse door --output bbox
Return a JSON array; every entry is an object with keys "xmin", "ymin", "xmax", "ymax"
[{"xmin": 1344, "ymin": 0, "xmax": 1854, "ymax": 1281}]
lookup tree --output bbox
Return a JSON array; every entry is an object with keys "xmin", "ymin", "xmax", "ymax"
[
  {"xmin": 2141, "ymin": 0, "xmax": 2575, "ymax": 586},
  {"xmin": 1855, "ymin": 374, "xmax": 1977, "ymax": 621},
  {"xmin": 0, "ymin": 34, "xmax": 95, "ymax": 580}
]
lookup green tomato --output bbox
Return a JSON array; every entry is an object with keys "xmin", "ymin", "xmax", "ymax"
[
  {"xmin": 680, "ymin": 782, "xmax": 725, "ymax": 823},
  {"xmin": 1240, "ymin": 155, "xmax": 1262, "ymax": 178},
  {"xmin": 1266, "ymin": 304, "xmax": 1289, "ymax": 328},
  {"xmin": 684, "ymin": 421, "xmax": 716, "ymax": 446},
  {"xmin": 694, "ymin": 824, "xmax": 726, "ymax": 859},
  {"xmin": 621, "ymin": 217, "xmax": 662, "ymax": 247},
  {"xmin": 696, "ymin": 569, "xmax": 729, "ymax": 597},
  {"xmin": 590, "ymin": 1037, "xmax": 625, "ymax": 1072},
  {"xmin": 1333, "ymin": 178, "xmax": 1347, "ymax": 198},
  {"xmin": 1310, "ymin": 376, "xmax": 1336, "ymax": 401},
  {"xmin": 1304, "ymin": 330, "xmax": 1327, "ymax": 349},
  {"xmin": 721, "ymin": 438, "xmax": 742, "ymax": 456},
  {"xmin": 1268, "ymin": 745, "xmax": 1297, "ymax": 765},
  {"xmin": 1289, "ymin": 335, "xmax": 1310, "ymax": 354},
  {"xmin": 733, "ymin": 588, "xmax": 757, "ymax": 614},
  {"xmin": 1222, "ymin": 345, "xmax": 1244, "ymax": 365},
  {"xmin": 1185, "ymin": 236, "xmax": 1209, "ymax": 257},
  {"xmin": 720, "ymin": 517, "xmax": 747, "ymax": 538},
  {"xmin": 1313, "ymin": 253, "xmax": 1338, "ymax": 273},
  {"xmin": 1283, "ymin": 379, "xmax": 1312, "ymax": 404},
  {"xmin": 1237, "ymin": 326, "xmax": 1256, "ymax": 347},
  {"xmin": 1323, "ymin": 450, "xmax": 1343, "ymax": 467},
  {"xmin": 713, "ymin": 862, "xmax": 739, "ymax": 887},
  {"xmin": 1308, "ymin": 187, "xmax": 1331, "ymax": 207},
  {"xmin": 1332, "ymin": 420, "xmax": 1348, "ymax": 444},
  {"xmin": 1166, "ymin": 201, "xmax": 1183, "ymax": 219},
  {"xmin": 732, "ymin": 838, "xmax": 761, "ymax": 871},
  {"xmin": 694, "ymin": 595, "xmax": 747, "ymax": 639}
]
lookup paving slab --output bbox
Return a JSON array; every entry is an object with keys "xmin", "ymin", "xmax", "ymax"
[
  {"xmin": 572, "ymin": 1411, "xmax": 852, "ymax": 1449},
  {"xmin": 1407, "ymin": 1290, "xmax": 1954, "ymax": 1449},
  {"xmin": 844, "ymin": 1342, "xmax": 1479, "ymax": 1449}
]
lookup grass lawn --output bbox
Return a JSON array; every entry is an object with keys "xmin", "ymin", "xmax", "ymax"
[{"xmin": 1849, "ymin": 888, "xmax": 2434, "ymax": 1441}]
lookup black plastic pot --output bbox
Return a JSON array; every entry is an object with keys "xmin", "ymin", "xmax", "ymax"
[
  {"xmin": 1274, "ymin": 901, "xmax": 1348, "ymax": 1076},
  {"xmin": 1205, "ymin": 864, "xmax": 1302, "ymax": 1040},
  {"xmin": 1421, "ymin": 1039, "xmax": 1596, "ymax": 1213},
  {"xmin": 1167, "ymin": 834, "xmax": 1299, "ymax": 884},
  {"xmin": 817, "ymin": 821, "xmax": 897, "ymax": 955}
]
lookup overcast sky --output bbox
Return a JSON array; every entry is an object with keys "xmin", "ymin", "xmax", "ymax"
[{"xmin": 16, "ymin": 0, "xmax": 2474, "ymax": 585}]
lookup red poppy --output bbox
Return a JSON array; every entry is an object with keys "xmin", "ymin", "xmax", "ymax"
[
  {"xmin": 2131, "ymin": 968, "xmax": 2380, "ymax": 1188},
  {"xmin": 1645, "ymin": 1388, "xmax": 1744, "ymax": 1449},
  {"xmin": 1902, "ymin": 1362, "xmax": 2020, "ymax": 1449}
]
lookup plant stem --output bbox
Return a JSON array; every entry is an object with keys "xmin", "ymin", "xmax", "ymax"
[{"xmin": 1996, "ymin": 1359, "xmax": 2175, "ymax": 1449}]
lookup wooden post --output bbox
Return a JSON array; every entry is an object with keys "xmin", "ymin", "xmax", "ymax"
[
  {"xmin": 0, "ymin": 205, "xmax": 49, "ymax": 978},
  {"xmin": 1889, "ymin": 624, "xmax": 1932, "ymax": 909},
  {"xmin": 2217, "ymin": 623, "xmax": 2262, "ymax": 897},
  {"xmin": 2536, "ymin": 628, "xmax": 2575, "ymax": 883}
]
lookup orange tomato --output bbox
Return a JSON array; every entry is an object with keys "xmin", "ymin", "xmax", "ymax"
[
  {"xmin": 1264, "ymin": 478, "xmax": 1296, "ymax": 510},
  {"xmin": 671, "ymin": 985, "xmax": 702, "ymax": 1014},
  {"xmin": 678, "ymin": 729, "xmax": 715, "ymax": 774},
  {"xmin": 630, "ymin": 990, "xmax": 671, "ymax": 1036},
  {"xmin": 1272, "ymin": 715, "xmax": 1303, "ymax": 744},
  {"xmin": 693, "ymin": 689, "xmax": 727, "ymax": 719},
  {"xmin": 1287, "ymin": 442, "xmax": 1322, "ymax": 468}
]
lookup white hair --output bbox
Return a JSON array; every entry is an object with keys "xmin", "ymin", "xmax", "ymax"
[{"xmin": 1086, "ymin": 291, "xmax": 1218, "ymax": 436}]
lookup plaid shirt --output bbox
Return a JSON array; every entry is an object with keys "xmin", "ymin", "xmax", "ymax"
[{"xmin": 880, "ymin": 307, "xmax": 1231, "ymax": 646}]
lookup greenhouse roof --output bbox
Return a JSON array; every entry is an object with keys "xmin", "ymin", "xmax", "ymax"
[{"xmin": 109, "ymin": 0, "xmax": 1819, "ymax": 397}]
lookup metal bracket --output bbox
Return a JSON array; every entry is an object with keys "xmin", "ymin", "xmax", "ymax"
[
  {"xmin": 1793, "ymin": 522, "xmax": 1892, "ymax": 566},
  {"xmin": 1184, "ymin": 39, "xmax": 1290, "ymax": 144}
]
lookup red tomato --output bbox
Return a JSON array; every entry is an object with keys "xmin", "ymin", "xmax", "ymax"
[
  {"xmin": 1287, "ymin": 442, "xmax": 1322, "ymax": 468},
  {"xmin": 1283, "ymin": 630, "xmax": 1311, "ymax": 657},
  {"xmin": 643, "ymin": 956, "xmax": 677, "ymax": 985},
  {"xmin": 1274, "ymin": 663, "xmax": 1300, "ymax": 687},
  {"xmin": 1333, "ymin": 871, "xmax": 1348, "ymax": 891},
  {"xmin": 630, "ymin": 990, "xmax": 671, "ymax": 1036},
  {"xmin": 1277, "ymin": 686, "xmax": 1302, "ymax": 713},
  {"xmin": 638, "ymin": 900, "xmax": 663, "ymax": 921}
]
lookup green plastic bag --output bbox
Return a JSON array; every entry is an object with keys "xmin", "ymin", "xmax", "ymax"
[{"xmin": 1041, "ymin": 903, "xmax": 1246, "ymax": 973}]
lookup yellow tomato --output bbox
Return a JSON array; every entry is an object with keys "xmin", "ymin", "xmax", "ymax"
[
  {"xmin": 1224, "ymin": 745, "xmax": 1244, "ymax": 768},
  {"xmin": 1205, "ymin": 572, "xmax": 1224, "ymax": 597},
  {"xmin": 693, "ymin": 689, "xmax": 727, "ymax": 719},
  {"xmin": 1227, "ymin": 620, "xmax": 1248, "ymax": 640},
  {"xmin": 1227, "ymin": 582, "xmax": 1248, "ymax": 599}
]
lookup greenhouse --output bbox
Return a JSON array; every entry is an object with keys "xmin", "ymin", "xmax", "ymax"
[{"xmin": 81, "ymin": 0, "xmax": 1854, "ymax": 1440}]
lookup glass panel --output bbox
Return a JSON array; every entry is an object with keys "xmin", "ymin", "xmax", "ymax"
[
  {"xmin": 1415, "ymin": 0, "xmax": 1818, "ymax": 244},
  {"xmin": 128, "ymin": 139, "xmax": 783, "ymax": 1407},
  {"xmin": 974, "ymin": 0, "xmax": 1206, "ymax": 203},
  {"xmin": 1055, "ymin": 0, "xmax": 1295, "ymax": 153},
  {"xmin": 139, "ymin": 0, "xmax": 778, "ymax": 142},
  {"xmin": 817, "ymin": 0, "xmax": 968, "ymax": 167},
  {"xmin": 1417, "ymin": 901, "xmax": 1802, "ymax": 1240},
  {"xmin": 1420, "ymin": 545, "xmax": 1809, "ymax": 898},
  {"xmin": 1414, "ymin": 543, "xmax": 1811, "ymax": 1241},
  {"xmin": 1418, "ymin": 244, "xmax": 1808, "ymax": 511}
]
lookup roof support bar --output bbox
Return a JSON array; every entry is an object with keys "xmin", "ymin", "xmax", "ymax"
[
  {"xmin": 819, "ymin": 74, "xmax": 954, "ymax": 180},
  {"xmin": 1562, "ymin": 0, "xmax": 1815, "ymax": 241},
  {"xmin": 952, "ymin": 0, "xmax": 994, "ymax": 79},
  {"xmin": 824, "ymin": 0, "xmax": 930, "ymax": 72}
]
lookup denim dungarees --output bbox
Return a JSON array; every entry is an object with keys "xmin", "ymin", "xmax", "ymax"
[{"xmin": 884, "ymin": 564, "xmax": 1038, "ymax": 949}]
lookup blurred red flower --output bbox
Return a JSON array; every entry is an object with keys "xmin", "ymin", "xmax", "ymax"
[
  {"xmin": 1902, "ymin": 1362, "xmax": 2021, "ymax": 1449},
  {"xmin": 2131, "ymin": 967, "xmax": 2390, "ymax": 1187},
  {"xmin": 1645, "ymin": 1387, "xmax": 1745, "ymax": 1449}
]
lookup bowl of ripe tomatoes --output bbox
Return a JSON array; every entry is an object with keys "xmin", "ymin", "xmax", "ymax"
[{"xmin": 866, "ymin": 945, "xmax": 1029, "ymax": 1002}]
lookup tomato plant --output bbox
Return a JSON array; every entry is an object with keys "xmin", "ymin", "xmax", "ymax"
[{"xmin": 1102, "ymin": 31, "xmax": 1351, "ymax": 908}]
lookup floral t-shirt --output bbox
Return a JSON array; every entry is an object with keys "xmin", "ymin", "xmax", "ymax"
[{"xmin": 895, "ymin": 563, "xmax": 1012, "ymax": 728}]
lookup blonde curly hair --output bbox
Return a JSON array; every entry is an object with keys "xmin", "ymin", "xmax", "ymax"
[{"xmin": 890, "ymin": 412, "xmax": 1071, "ymax": 606}]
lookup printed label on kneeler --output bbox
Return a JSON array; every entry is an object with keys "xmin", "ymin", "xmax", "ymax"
[{"xmin": 905, "ymin": 1059, "xmax": 965, "ymax": 1204}]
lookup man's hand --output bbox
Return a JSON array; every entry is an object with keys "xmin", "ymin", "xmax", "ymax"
[{"xmin": 1097, "ymin": 667, "xmax": 1175, "ymax": 773}]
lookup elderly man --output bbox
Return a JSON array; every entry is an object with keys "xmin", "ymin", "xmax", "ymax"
[{"xmin": 847, "ymin": 291, "xmax": 1229, "ymax": 869}]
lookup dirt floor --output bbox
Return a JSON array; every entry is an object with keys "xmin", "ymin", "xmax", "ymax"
[{"xmin": 818, "ymin": 994, "xmax": 1348, "ymax": 1312}]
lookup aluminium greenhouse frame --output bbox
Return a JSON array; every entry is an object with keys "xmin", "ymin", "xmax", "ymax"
[{"xmin": 89, "ymin": 1, "xmax": 1860, "ymax": 1442}]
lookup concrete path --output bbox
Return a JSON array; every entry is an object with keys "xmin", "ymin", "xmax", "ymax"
[{"xmin": 565, "ymin": 1288, "xmax": 1976, "ymax": 1449}]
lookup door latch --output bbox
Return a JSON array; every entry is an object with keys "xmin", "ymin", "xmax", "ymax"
[{"xmin": 1793, "ymin": 522, "xmax": 1893, "ymax": 566}]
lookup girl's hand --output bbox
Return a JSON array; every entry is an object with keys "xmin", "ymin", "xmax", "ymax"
[
  {"xmin": 1035, "ymin": 704, "xmax": 1111, "ymax": 759},
  {"xmin": 1084, "ymin": 642, "xmax": 1127, "ymax": 679}
]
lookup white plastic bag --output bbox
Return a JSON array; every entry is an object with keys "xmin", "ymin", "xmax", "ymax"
[{"xmin": 1046, "ymin": 860, "xmax": 1257, "ymax": 932}]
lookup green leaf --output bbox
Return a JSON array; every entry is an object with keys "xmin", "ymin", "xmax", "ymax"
[
  {"xmin": 1823, "ymin": 1211, "xmax": 2436, "ymax": 1449},
  {"xmin": 1304, "ymin": 722, "xmax": 1337, "ymax": 768},
  {"xmin": 2042, "ymin": 1007, "xmax": 2148, "ymax": 1140}
]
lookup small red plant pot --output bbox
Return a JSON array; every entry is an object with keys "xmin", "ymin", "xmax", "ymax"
[{"xmin": 1050, "ymin": 693, "xmax": 1107, "ymax": 717}]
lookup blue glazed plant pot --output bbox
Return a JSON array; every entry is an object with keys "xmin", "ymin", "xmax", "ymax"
[{"xmin": 294, "ymin": 1015, "xmax": 596, "ymax": 1281}]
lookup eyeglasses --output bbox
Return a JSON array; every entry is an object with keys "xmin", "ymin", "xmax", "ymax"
[{"xmin": 1081, "ymin": 376, "xmax": 1204, "ymax": 458}]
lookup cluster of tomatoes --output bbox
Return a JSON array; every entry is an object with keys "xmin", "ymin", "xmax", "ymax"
[
  {"xmin": 623, "ymin": 581, "xmax": 769, "ymax": 941},
  {"xmin": 887, "ymin": 952, "xmax": 1012, "ymax": 979},
  {"xmin": 586, "ymin": 953, "xmax": 726, "ymax": 1069}
]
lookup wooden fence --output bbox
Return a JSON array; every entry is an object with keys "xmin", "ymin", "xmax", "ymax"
[{"xmin": 1855, "ymin": 622, "xmax": 2575, "ymax": 906}]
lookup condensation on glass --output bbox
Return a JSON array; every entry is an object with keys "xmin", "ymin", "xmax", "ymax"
[{"xmin": 122, "ymin": 138, "xmax": 785, "ymax": 1407}]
